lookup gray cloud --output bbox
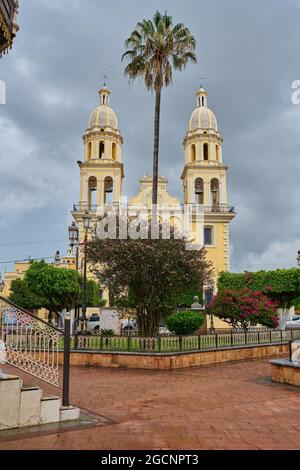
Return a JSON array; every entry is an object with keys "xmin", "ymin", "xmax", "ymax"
[{"xmin": 1, "ymin": 0, "xmax": 300, "ymax": 273}]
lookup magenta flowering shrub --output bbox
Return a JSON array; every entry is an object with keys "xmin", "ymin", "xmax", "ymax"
[{"xmin": 207, "ymin": 288, "xmax": 279, "ymax": 331}]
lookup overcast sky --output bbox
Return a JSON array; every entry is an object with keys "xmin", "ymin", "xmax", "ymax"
[{"xmin": 1, "ymin": 0, "xmax": 300, "ymax": 275}]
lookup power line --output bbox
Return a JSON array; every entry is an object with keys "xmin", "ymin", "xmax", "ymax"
[
  {"xmin": 0, "ymin": 239, "xmax": 68, "ymax": 247},
  {"xmin": 0, "ymin": 256, "xmax": 55, "ymax": 265}
]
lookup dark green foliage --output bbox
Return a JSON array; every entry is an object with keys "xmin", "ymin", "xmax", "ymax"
[
  {"xmin": 9, "ymin": 278, "xmax": 46, "ymax": 311},
  {"xmin": 218, "ymin": 269, "xmax": 300, "ymax": 309},
  {"xmin": 100, "ymin": 328, "xmax": 115, "ymax": 337},
  {"xmin": 166, "ymin": 311, "xmax": 204, "ymax": 336}
]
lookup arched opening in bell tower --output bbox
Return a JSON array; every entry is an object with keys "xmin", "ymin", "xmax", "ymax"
[
  {"xmin": 210, "ymin": 178, "xmax": 220, "ymax": 208},
  {"xmin": 203, "ymin": 143, "xmax": 209, "ymax": 161},
  {"xmin": 87, "ymin": 142, "xmax": 92, "ymax": 160},
  {"xmin": 216, "ymin": 145, "xmax": 220, "ymax": 162},
  {"xmin": 191, "ymin": 144, "xmax": 196, "ymax": 162},
  {"xmin": 99, "ymin": 141, "xmax": 105, "ymax": 159},
  {"xmin": 195, "ymin": 178, "xmax": 204, "ymax": 204},
  {"xmin": 104, "ymin": 176, "xmax": 114, "ymax": 204},
  {"xmin": 112, "ymin": 142, "xmax": 117, "ymax": 161},
  {"xmin": 88, "ymin": 176, "xmax": 97, "ymax": 209}
]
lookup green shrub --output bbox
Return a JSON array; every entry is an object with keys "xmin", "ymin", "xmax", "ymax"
[
  {"xmin": 100, "ymin": 328, "xmax": 115, "ymax": 337},
  {"xmin": 166, "ymin": 311, "xmax": 204, "ymax": 336}
]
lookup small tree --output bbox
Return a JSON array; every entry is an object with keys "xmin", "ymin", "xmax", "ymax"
[
  {"xmin": 166, "ymin": 311, "xmax": 204, "ymax": 336},
  {"xmin": 87, "ymin": 223, "xmax": 213, "ymax": 336},
  {"xmin": 25, "ymin": 261, "xmax": 81, "ymax": 322},
  {"xmin": 9, "ymin": 278, "xmax": 46, "ymax": 312},
  {"xmin": 207, "ymin": 288, "xmax": 279, "ymax": 331}
]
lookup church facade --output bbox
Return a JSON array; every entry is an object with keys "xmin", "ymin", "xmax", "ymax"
[{"xmin": 71, "ymin": 84, "xmax": 236, "ymax": 303}]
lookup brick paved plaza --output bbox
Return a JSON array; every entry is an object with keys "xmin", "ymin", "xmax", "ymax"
[{"xmin": 0, "ymin": 359, "xmax": 299, "ymax": 450}]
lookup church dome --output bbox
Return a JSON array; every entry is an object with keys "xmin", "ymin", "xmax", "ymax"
[
  {"xmin": 188, "ymin": 87, "xmax": 218, "ymax": 132},
  {"xmin": 88, "ymin": 86, "xmax": 119, "ymax": 130}
]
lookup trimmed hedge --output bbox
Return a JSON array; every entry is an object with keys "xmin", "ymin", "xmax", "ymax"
[{"xmin": 166, "ymin": 311, "xmax": 204, "ymax": 336}]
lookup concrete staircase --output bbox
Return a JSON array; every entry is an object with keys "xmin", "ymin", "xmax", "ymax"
[{"xmin": 0, "ymin": 375, "xmax": 80, "ymax": 430}]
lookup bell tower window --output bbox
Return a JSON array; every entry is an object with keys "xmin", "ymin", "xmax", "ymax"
[
  {"xmin": 87, "ymin": 142, "xmax": 92, "ymax": 160},
  {"xmin": 104, "ymin": 177, "xmax": 113, "ymax": 204},
  {"xmin": 88, "ymin": 177, "xmax": 97, "ymax": 209},
  {"xmin": 195, "ymin": 178, "xmax": 204, "ymax": 204},
  {"xmin": 191, "ymin": 144, "xmax": 196, "ymax": 162},
  {"xmin": 211, "ymin": 178, "xmax": 220, "ymax": 207},
  {"xmin": 112, "ymin": 142, "xmax": 117, "ymax": 161},
  {"xmin": 216, "ymin": 145, "xmax": 220, "ymax": 162},
  {"xmin": 99, "ymin": 141, "xmax": 105, "ymax": 159},
  {"xmin": 203, "ymin": 143, "xmax": 209, "ymax": 161}
]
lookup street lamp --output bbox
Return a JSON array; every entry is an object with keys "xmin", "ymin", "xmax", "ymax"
[
  {"xmin": 54, "ymin": 250, "xmax": 61, "ymax": 266},
  {"xmin": 0, "ymin": 274, "xmax": 5, "ymax": 295},
  {"xmin": 68, "ymin": 222, "xmax": 79, "ymax": 270},
  {"xmin": 68, "ymin": 221, "xmax": 80, "ymax": 329},
  {"xmin": 81, "ymin": 212, "xmax": 91, "ymax": 329},
  {"xmin": 297, "ymin": 250, "xmax": 300, "ymax": 268}
]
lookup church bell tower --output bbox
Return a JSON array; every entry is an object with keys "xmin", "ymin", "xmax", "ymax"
[
  {"xmin": 72, "ymin": 84, "xmax": 124, "ymax": 246},
  {"xmin": 181, "ymin": 87, "xmax": 236, "ymax": 279}
]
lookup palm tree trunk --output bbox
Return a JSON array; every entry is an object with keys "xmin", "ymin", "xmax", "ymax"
[{"xmin": 152, "ymin": 88, "xmax": 161, "ymax": 212}]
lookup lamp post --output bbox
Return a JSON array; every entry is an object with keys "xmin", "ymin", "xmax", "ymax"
[
  {"xmin": 68, "ymin": 221, "xmax": 79, "ymax": 329},
  {"xmin": 0, "ymin": 274, "xmax": 5, "ymax": 295},
  {"xmin": 54, "ymin": 250, "xmax": 61, "ymax": 266},
  {"xmin": 297, "ymin": 251, "xmax": 300, "ymax": 268},
  {"xmin": 81, "ymin": 212, "xmax": 91, "ymax": 330},
  {"xmin": 68, "ymin": 222, "xmax": 79, "ymax": 270}
]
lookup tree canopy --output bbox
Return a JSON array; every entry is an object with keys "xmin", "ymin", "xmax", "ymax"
[
  {"xmin": 9, "ymin": 261, "xmax": 103, "ymax": 321},
  {"xmin": 218, "ymin": 269, "xmax": 300, "ymax": 309}
]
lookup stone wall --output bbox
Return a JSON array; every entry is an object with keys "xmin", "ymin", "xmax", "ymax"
[{"xmin": 56, "ymin": 343, "xmax": 289, "ymax": 370}]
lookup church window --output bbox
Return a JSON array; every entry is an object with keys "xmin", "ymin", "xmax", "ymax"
[
  {"xmin": 210, "ymin": 178, "xmax": 220, "ymax": 207},
  {"xmin": 203, "ymin": 143, "xmax": 209, "ymax": 161},
  {"xmin": 87, "ymin": 142, "xmax": 92, "ymax": 160},
  {"xmin": 202, "ymin": 97, "xmax": 205, "ymax": 106},
  {"xmin": 99, "ymin": 141, "xmax": 105, "ymax": 158},
  {"xmin": 216, "ymin": 145, "xmax": 220, "ymax": 162},
  {"xmin": 195, "ymin": 178, "xmax": 204, "ymax": 204},
  {"xmin": 104, "ymin": 176, "xmax": 113, "ymax": 204},
  {"xmin": 88, "ymin": 177, "xmax": 97, "ymax": 209},
  {"xmin": 204, "ymin": 226, "xmax": 213, "ymax": 246},
  {"xmin": 112, "ymin": 142, "xmax": 117, "ymax": 161},
  {"xmin": 191, "ymin": 144, "xmax": 196, "ymax": 162}
]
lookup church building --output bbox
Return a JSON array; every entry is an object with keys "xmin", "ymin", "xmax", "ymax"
[{"xmin": 71, "ymin": 83, "xmax": 236, "ymax": 303}]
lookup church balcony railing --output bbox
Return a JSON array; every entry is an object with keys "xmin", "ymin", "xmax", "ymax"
[{"xmin": 73, "ymin": 203, "xmax": 235, "ymax": 215}]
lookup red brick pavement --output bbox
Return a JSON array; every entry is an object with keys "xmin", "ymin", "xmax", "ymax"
[{"xmin": 0, "ymin": 360, "xmax": 299, "ymax": 450}]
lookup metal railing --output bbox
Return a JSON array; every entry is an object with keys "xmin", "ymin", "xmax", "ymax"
[
  {"xmin": 68, "ymin": 329, "xmax": 300, "ymax": 354},
  {"xmin": 72, "ymin": 203, "xmax": 235, "ymax": 215},
  {"xmin": 0, "ymin": 296, "xmax": 71, "ymax": 406}
]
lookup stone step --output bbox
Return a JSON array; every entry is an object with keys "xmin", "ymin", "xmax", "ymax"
[
  {"xmin": 0, "ymin": 375, "xmax": 23, "ymax": 430},
  {"xmin": 19, "ymin": 386, "xmax": 42, "ymax": 427},
  {"xmin": 60, "ymin": 405, "xmax": 80, "ymax": 422},
  {"xmin": 41, "ymin": 396, "xmax": 61, "ymax": 424},
  {"xmin": 0, "ymin": 374, "xmax": 80, "ymax": 430}
]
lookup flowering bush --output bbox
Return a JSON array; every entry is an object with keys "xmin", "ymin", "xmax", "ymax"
[{"xmin": 206, "ymin": 288, "xmax": 279, "ymax": 331}]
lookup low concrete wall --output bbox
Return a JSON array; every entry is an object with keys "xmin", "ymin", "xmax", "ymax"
[
  {"xmin": 57, "ymin": 343, "xmax": 289, "ymax": 370},
  {"xmin": 271, "ymin": 359, "xmax": 300, "ymax": 387}
]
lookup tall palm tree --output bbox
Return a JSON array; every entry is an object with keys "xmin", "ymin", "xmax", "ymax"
[{"xmin": 122, "ymin": 11, "xmax": 197, "ymax": 211}]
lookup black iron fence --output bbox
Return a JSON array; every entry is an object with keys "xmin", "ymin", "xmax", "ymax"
[{"xmin": 63, "ymin": 329, "xmax": 300, "ymax": 354}]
